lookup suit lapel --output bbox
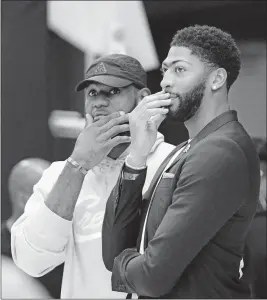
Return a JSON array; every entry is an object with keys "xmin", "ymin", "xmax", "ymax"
[
  {"xmin": 143, "ymin": 141, "xmax": 188, "ymax": 201},
  {"xmin": 136, "ymin": 141, "xmax": 187, "ymax": 250}
]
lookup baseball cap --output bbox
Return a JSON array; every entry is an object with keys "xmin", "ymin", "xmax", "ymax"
[{"xmin": 75, "ymin": 54, "xmax": 147, "ymax": 92}]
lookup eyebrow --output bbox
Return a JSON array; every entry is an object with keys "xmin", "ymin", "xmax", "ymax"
[
  {"xmin": 161, "ymin": 59, "xmax": 192, "ymax": 68},
  {"xmin": 86, "ymin": 85, "xmax": 117, "ymax": 93}
]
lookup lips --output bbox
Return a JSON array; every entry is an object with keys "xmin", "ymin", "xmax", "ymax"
[
  {"xmin": 92, "ymin": 112, "xmax": 109, "ymax": 122},
  {"xmin": 93, "ymin": 111, "xmax": 108, "ymax": 117}
]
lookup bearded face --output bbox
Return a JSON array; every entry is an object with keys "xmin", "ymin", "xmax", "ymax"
[{"xmin": 166, "ymin": 78, "xmax": 206, "ymax": 122}]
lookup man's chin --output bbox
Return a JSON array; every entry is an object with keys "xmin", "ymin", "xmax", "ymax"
[{"xmin": 167, "ymin": 108, "xmax": 189, "ymax": 123}]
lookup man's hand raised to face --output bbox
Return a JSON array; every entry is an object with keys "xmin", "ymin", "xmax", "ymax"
[
  {"xmin": 127, "ymin": 91, "xmax": 171, "ymax": 168},
  {"xmin": 71, "ymin": 112, "xmax": 131, "ymax": 171}
]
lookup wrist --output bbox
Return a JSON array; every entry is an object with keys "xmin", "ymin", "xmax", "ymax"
[
  {"xmin": 126, "ymin": 153, "xmax": 148, "ymax": 169},
  {"xmin": 70, "ymin": 151, "xmax": 92, "ymax": 170},
  {"xmin": 67, "ymin": 157, "xmax": 89, "ymax": 175}
]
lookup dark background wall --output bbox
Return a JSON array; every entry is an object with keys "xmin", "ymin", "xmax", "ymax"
[
  {"xmin": 46, "ymin": 30, "xmax": 84, "ymax": 162},
  {"xmin": 1, "ymin": 1, "xmax": 48, "ymax": 220},
  {"xmin": 1, "ymin": 0, "xmax": 266, "ymax": 221},
  {"xmin": 1, "ymin": 1, "xmax": 84, "ymax": 221}
]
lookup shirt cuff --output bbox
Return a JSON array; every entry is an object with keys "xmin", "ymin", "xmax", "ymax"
[
  {"xmin": 25, "ymin": 201, "xmax": 72, "ymax": 241},
  {"xmin": 125, "ymin": 155, "xmax": 147, "ymax": 171}
]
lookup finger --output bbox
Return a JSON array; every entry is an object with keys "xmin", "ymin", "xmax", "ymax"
[
  {"xmin": 108, "ymin": 135, "xmax": 131, "ymax": 148},
  {"xmin": 150, "ymin": 114, "xmax": 167, "ymax": 129},
  {"xmin": 142, "ymin": 92, "xmax": 170, "ymax": 104},
  {"xmin": 154, "ymin": 90, "xmax": 166, "ymax": 95},
  {"xmin": 94, "ymin": 111, "xmax": 123, "ymax": 126},
  {"xmin": 141, "ymin": 108, "xmax": 169, "ymax": 119},
  {"xmin": 85, "ymin": 114, "xmax": 93, "ymax": 127},
  {"xmin": 146, "ymin": 99, "xmax": 172, "ymax": 109},
  {"xmin": 102, "ymin": 123, "xmax": 130, "ymax": 140},
  {"xmin": 102, "ymin": 114, "xmax": 129, "ymax": 131}
]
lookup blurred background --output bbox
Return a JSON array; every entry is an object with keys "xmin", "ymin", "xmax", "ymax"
[{"xmin": 1, "ymin": 0, "xmax": 266, "ymax": 298}]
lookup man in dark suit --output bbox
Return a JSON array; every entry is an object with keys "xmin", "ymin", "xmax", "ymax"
[{"xmin": 102, "ymin": 25, "xmax": 261, "ymax": 298}]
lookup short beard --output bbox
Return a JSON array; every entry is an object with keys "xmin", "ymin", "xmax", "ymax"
[{"xmin": 168, "ymin": 79, "xmax": 206, "ymax": 123}]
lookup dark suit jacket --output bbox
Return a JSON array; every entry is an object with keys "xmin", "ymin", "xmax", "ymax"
[
  {"xmin": 102, "ymin": 110, "xmax": 260, "ymax": 298},
  {"xmin": 243, "ymin": 211, "xmax": 267, "ymax": 298}
]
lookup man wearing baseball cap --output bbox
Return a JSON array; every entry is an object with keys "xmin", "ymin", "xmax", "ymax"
[
  {"xmin": 11, "ymin": 54, "xmax": 175, "ymax": 298},
  {"xmin": 76, "ymin": 53, "xmax": 147, "ymax": 91}
]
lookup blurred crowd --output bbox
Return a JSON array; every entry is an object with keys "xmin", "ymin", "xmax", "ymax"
[{"xmin": 1, "ymin": 159, "xmax": 63, "ymax": 299}]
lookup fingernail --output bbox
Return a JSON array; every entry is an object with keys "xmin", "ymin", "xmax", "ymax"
[{"xmin": 119, "ymin": 111, "xmax": 125, "ymax": 116}]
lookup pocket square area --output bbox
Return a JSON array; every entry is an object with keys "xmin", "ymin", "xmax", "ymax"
[{"xmin": 162, "ymin": 172, "xmax": 175, "ymax": 179}]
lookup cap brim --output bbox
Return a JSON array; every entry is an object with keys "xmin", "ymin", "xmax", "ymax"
[{"xmin": 75, "ymin": 75, "xmax": 133, "ymax": 92}]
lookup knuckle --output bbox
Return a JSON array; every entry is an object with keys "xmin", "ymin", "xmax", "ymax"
[
  {"xmin": 98, "ymin": 126, "xmax": 104, "ymax": 134},
  {"xmin": 96, "ymin": 134, "xmax": 104, "ymax": 141},
  {"xmin": 117, "ymin": 124, "xmax": 125, "ymax": 132},
  {"xmin": 112, "ymin": 112, "xmax": 120, "ymax": 119},
  {"xmin": 143, "ymin": 95, "xmax": 149, "ymax": 102},
  {"xmin": 110, "ymin": 126, "xmax": 117, "ymax": 134},
  {"xmin": 109, "ymin": 119, "xmax": 116, "ymax": 127}
]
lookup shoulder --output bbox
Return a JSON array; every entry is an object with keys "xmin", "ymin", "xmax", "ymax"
[
  {"xmin": 190, "ymin": 135, "xmax": 247, "ymax": 163},
  {"xmin": 183, "ymin": 135, "xmax": 249, "ymax": 181}
]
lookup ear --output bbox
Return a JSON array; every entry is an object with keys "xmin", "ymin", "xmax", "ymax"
[
  {"xmin": 136, "ymin": 87, "xmax": 151, "ymax": 104},
  {"xmin": 210, "ymin": 68, "xmax": 227, "ymax": 91}
]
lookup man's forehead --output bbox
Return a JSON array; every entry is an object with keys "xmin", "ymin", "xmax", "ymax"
[{"xmin": 162, "ymin": 46, "xmax": 195, "ymax": 66}]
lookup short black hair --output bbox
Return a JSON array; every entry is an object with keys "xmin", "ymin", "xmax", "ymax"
[
  {"xmin": 252, "ymin": 137, "xmax": 267, "ymax": 162},
  {"xmin": 171, "ymin": 25, "xmax": 241, "ymax": 90}
]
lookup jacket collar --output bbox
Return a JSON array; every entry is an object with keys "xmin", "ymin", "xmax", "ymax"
[{"xmin": 190, "ymin": 110, "xmax": 238, "ymax": 148}]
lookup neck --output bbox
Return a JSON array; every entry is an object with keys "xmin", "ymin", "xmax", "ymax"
[{"xmin": 185, "ymin": 95, "xmax": 230, "ymax": 139}]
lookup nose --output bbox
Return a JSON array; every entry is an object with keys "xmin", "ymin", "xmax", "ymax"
[
  {"xmin": 160, "ymin": 70, "xmax": 173, "ymax": 91},
  {"xmin": 91, "ymin": 96, "xmax": 109, "ymax": 108}
]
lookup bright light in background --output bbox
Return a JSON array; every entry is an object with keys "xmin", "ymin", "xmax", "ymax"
[
  {"xmin": 48, "ymin": 110, "xmax": 86, "ymax": 139},
  {"xmin": 47, "ymin": 1, "xmax": 159, "ymax": 71}
]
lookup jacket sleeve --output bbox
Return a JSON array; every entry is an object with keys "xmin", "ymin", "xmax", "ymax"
[
  {"xmin": 111, "ymin": 138, "xmax": 251, "ymax": 297},
  {"xmin": 11, "ymin": 161, "xmax": 72, "ymax": 277},
  {"xmin": 102, "ymin": 164, "xmax": 147, "ymax": 271}
]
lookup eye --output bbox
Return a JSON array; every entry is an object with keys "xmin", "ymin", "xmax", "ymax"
[
  {"xmin": 88, "ymin": 90, "xmax": 98, "ymax": 97},
  {"xmin": 160, "ymin": 67, "xmax": 167, "ymax": 75},
  {"xmin": 174, "ymin": 66, "xmax": 186, "ymax": 73},
  {"xmin": 109, "ymin": 88, "xmax": 120, "ymax": 95}
]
